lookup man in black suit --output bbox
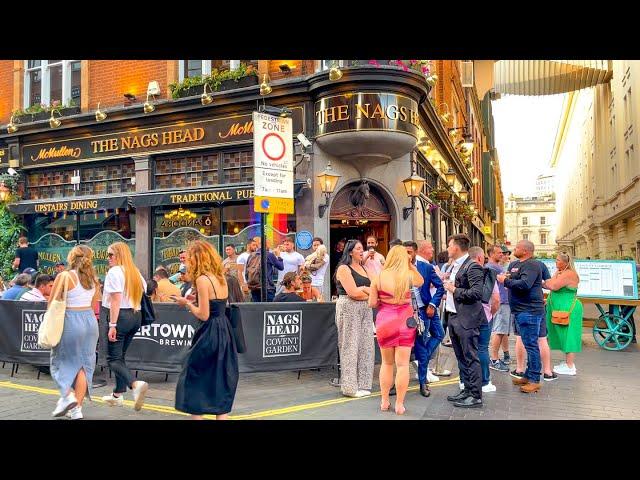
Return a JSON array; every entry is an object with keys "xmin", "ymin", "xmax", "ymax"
[{"xmin": 442, "ymin": 234, "xmax": 485, "ymax": 408}]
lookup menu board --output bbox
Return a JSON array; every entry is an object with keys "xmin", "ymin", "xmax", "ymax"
[{"xmin": 539, "ymin": 259, "xmax": 638, "ymax": 300}]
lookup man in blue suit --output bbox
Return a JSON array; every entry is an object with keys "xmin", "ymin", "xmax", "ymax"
[{"xmin": 404, "ymin": 241, "xmax": 445, "ymax": 397}]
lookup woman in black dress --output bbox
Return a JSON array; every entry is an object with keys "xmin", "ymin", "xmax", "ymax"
[{"xmin": 172, "ymin": 240, "xmax": 239, "ymax": 420}]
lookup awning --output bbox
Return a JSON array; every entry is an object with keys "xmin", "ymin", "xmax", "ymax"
[
  {"xmin": 493, "ymin": 60, "xmax": 612, "ymax": 96},
  {"xmin": 8, "ymin": 194, "xmax": 129, "ymax": 215},
  {"xmin": 130, "ymin": 181, "xmax": 307, "ymax": 208}
]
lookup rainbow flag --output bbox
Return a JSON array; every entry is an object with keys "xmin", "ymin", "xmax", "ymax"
[{"xmin": 249, "ymin": 198, "xmax": 289, "ymax": 246}]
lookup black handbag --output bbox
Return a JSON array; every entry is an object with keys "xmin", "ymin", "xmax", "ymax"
[
  {"xmin": 481, "ymin": 267, "xmax": 497, "ymax": 305},
  {"xmin": 227, "ymin": 305, "xmax": 247, "ymax": 354},
  {"xmin": 140, "ymin": 293, "xmax": 156, "ymax": 326}
]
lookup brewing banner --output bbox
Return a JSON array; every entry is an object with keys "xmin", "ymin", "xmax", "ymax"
[{"xmin": 1, "ymin": 301, "xmax": 337, "ymax": 374}]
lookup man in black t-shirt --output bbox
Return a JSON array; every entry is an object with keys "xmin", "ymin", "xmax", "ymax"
[
  {"xmin": 13, "ymin": 237, "xmax": 39, "ymax": 273},
  {"xmin": 497, "ymin": 240, "xmax": 545, "ymax": 393}
]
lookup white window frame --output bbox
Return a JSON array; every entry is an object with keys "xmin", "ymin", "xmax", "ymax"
[
  {"xmin": 24, "ymin": 60, "xmax": 79, "ymax": 108},
  {"xmin": 540, "ymin": 216, "xmax": 546, "ymax": 225},
  {"xmin": 179, "ymin": 60, "xmax": 247, "ymax": 81}
]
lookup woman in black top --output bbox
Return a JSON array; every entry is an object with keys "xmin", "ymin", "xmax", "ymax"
[
  {"xmin": 274, "ymin": 272, "xmax": 305, "ymax": 302},
  {"xmin": 334, "ymin": 239, "xmax": 374, "ymax": 398}
]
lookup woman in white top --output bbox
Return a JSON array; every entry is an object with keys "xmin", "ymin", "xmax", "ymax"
[
  {"xmin": 101, "ymin": 242, "xmax": 149, "ymax": 411},
  {"xmin": 49, "ymin": 245, "xmax": 101, "ymax": 420}
]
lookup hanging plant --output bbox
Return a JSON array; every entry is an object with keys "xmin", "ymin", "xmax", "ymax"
[{"xmin": 0, "ymin": 200, "xmax": 23, "ymax": 279}]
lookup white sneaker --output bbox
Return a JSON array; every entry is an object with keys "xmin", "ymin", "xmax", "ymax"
[
  {"xmin": 459, "ymin": 382, "xmax": 465, "ymax": 390},
  {"xmin": 427, "ymin": 369, "xmax": 440, "ymax": 383},
  {"xmin": 102, "ymin": 393, "xmax": 124, "ymax": 407},
  {"xmin": 553, "ymin": 364, "xmax": 577, "ymax": 376},
  {"xmin": 482, "ymin": 382, "xmax": 497, "ymax": 393},
  {"xmin": 415, "ymin": 373, "xmax": 419, "ymax": 380},
  {"xmin": 354, "ymin": 390, "xmax": 371, "ymax": 398},
  {"xmin": 52, "ymin": 392, "xmax": 78, "ymax": 417},
  {"xmin": 65, "ymin": 406, "xmax": 83, "ymax": 420},
  {"xmin": 132, "ymin": 381, "xmax": 149, "ymax": 411},
  {"xmin": 553, "ymin": 361, "xmax": 567, "ymax": 370}
]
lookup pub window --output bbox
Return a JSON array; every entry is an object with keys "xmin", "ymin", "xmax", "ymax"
[
  {"xmin": 178, "ymin": 60, "xmax": 259, "ymax": 81},
  {"xmin": 155, "ymin": 150, "xmax": 253, "ymax": 189},
  {"xmin": 24, "ymin": 60, "xmax": 81, "ymax": 108},
  {"xmin": 26, "ymin": 161, "xmax": 135, "ymax": 201}
]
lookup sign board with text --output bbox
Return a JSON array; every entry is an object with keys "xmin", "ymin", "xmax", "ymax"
[
  {"xmin": 539, "ymin": 258, "xmax": 638, "ymax": 300},
  {"xmin": 253, "ymin": 112, "xmax": 294, "ymax": 214}
]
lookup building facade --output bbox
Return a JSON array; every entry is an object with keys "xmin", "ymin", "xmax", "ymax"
[
  {"xmin": 553, "ymin": 61, "xmax": 640, "ymax": 261},
  {"xmin": 0, "ymin": 59, "xmax": 501, "ymax": 289},
  {"xmin": 504, "ymin": 193, "xmax": 556, "ymax": 257},
  {"xmin": 536, "ymin": 171, "xmax": 555, "ymax": 196}
]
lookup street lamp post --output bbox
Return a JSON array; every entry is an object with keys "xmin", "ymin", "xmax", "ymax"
[
  {"xmin": 317, "ymin": 161, "xmax": 341, "ymax": 218},
  {"xmin": 402, "ymin": 161, "xmax": 426, "ymax": 220}
]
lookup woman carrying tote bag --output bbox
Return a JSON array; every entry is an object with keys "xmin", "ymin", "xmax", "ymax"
[
  {"xmin": 101, "ymin": 242, "xmax": 149, "ymax": 411},
  {"xmin": 49, "ymin": 245, "xmax": 102, "ymax": 420}
]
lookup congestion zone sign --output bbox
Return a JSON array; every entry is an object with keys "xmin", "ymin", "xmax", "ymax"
[{"xmin": 253, "ymin": 111, "xmax": 294, "ymax": 214}]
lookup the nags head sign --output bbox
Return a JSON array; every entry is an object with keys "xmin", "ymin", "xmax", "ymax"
[
  {"xmin": 263, "ymin": 310, "xmax": 302, "ymax": 357},
  {"xmin": 21, "ymin": 309, "xmax": 48, "ymax": 352}
]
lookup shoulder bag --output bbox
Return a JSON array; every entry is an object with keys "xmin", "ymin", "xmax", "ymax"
[
  {"xmin": 407, "ymin": 277, "xmax": 427, "ymax": 337},
  {"xmin": 548, "ymin": 291, "xmax": 578, "ymax": 326},
  {"xmin": 140, "ymin": 293, "xmax": 156, "ymax": 326},
  {"xmin": 38, "ymin": 272, "xmax": 70, "ymax": 349}
]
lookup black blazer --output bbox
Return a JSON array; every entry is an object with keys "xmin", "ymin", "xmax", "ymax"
[{"xmin": 451, "ymin": 256, "xmax": 485, "ymax": 329}]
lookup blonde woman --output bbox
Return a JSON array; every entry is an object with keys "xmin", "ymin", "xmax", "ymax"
[
  {"xmin": 49, "ymin": 245, "xmax": 101, "ymax": 420},
  {"xmin": 543, "ymin": 252, "xmax": 583, "ymax": 375},
  {"xmin": 172, "ymin": 240, "xmax": 239, "ymax": 420},
  {"xmin": 101, "ymin": 242, "xmax": 149, "ymax": 411},
  {"xmin": 369, "ymin": 245, "xmax": 424, "ymax": 415}
]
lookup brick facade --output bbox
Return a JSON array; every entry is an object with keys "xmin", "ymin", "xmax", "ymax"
[{"xmin": 0, "ymin": 61, "xmax": 14, "ymax": 124}]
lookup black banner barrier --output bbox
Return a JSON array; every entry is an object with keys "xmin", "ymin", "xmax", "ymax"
[{"xmin": 0, "ymin": 301, "xmax": 338, "ymax": 375}]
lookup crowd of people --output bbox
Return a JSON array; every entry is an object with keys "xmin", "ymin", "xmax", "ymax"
[{"xmin": 0, "ymin": 231, "xmax": 587, "ymax": 419}]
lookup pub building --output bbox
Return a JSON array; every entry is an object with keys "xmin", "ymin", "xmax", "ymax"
[{"xmin": 1, "ymin": 64, "xmax": 476, "ymax": 292}]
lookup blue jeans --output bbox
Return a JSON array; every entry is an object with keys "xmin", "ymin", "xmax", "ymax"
[
  {"xmin": 414, "ymin": 313, "xmax": 445, "ymax": 384},
  {"xmin": 251, "ymin": 289, "xmax": 275, "ymax": 302},
  {"xmin": 515, "ymin": 311, "xmax": 543, "ymax": 383},
  {"xmin": 459, "ymin": 320, "xmax": 491, "ymax": 386}
]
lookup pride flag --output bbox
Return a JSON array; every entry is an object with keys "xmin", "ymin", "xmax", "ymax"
[{"xmin": 248, "ymin": 198, "xmax": 289, "ymax": 246}]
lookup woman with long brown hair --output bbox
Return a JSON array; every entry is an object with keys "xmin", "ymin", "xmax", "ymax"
[
  {"xmin": 172, "ymin": 240, "xmax": 239, "ymax": 420},
  {"xmin": 101, "ymin": 242, "xmax": 149, "ymax": 411},
  {"xmin": 49, "ymin": 245, "xmax": 102, "ymax": 419},
  {"xmin": 369, "ymin": 245, "xmax": 424, "ymax": 415}
]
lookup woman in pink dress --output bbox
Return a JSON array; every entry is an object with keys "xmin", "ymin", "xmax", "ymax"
[{"xmin": 369, "ymin": 246, "xmax": 424, "ymax": 415}]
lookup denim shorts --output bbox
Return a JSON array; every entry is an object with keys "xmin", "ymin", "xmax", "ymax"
[{"xmin": 492, "ymin": 304, "xmax": 511, "ymax": 334}]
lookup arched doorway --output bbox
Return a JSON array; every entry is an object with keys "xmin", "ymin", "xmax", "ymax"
[{"xmin": 328, "ymin": 181, "xmax": 393, "ymax": 296}]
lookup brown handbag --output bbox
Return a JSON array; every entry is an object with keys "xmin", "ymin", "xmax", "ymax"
[{"xmin": 549, "ymin": 292, "xmax": 578, "ymax": 326}]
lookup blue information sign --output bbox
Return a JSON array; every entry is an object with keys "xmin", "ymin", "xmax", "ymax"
[{"xmin": 296, "ymin": 231, "xmax": 313, "ymax": 250}]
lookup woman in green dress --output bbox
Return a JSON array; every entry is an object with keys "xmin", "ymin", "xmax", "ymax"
[{"xmin": 542, "ymin": 253, "xmax": 582, "ymax": 376}]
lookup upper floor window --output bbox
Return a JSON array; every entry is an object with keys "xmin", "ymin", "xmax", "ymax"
[
  {"xmin": 522, "ymin": 216, "xmax": 528, "ymax": 226},
  {"xmin": 178, "ymin": 60, "xmax": 259, "ymax": 81},
  {"xmin": 24, "ymin": 60, "xmax": 81, "ymax": 108},
  {"xmin": 540, "ymin": 216, "xmax": 546, "ymax": 225},
  {"xmin": 540, "ymin": 233, "xmax": 547, "ymax": 245},
  {"xmin": 523, "ymin": 233, "xmax": 529, "ymax": 241}
]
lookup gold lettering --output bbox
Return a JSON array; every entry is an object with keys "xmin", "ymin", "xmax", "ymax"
[
  {"xmin": 386, "ymin": 105, "xmax": 399, "ymax": 120},
  {"xmin": 355, "ymin": 103, "xmax": 370, "ymax": 119},
  {"xmin": 31, "ymin": 146, "xmax": 82, "ymax": 162},
  {"xmin": 325, "ymin": 107, "xmax": 336, "ymax": 123},
  {"xmin": 371, "ymin": 104, "xmax": 384, "ymax": 119},
  {"xmin": 120, "ymin": 136, "xmax": 132, "ymax": 150},
  {"xmin": 399, "ymin": 106, "xmax": 408, "ymax": 122},
  {"xmin": 410, "ymin": 109, "xmax": 419, "ymax": 126},
  {"xmin": 337, "ymin": 105, "xmax": 349, "ymax": 121},
  {"xmin": 193, "ymin": 128, "xmax": 205, "ymax": 141}
]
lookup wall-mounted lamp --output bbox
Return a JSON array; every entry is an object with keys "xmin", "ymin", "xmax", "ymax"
[
  {"xmin": 445, "ymin": 168, "xmax": 456, "ymax": 187},
  {"xmin": 317, "ymin": 161, "xmax": 341, "ymax": 218},
  {"xmin": 143, "ymin": 93, "xmax": 155, "ymax": 114},
  {"xmin": 95, "ymin": 102, "xmax": 107, "ymax": 122},
  {"xmin": 49, "ymin": 109, "xmax": 62, "ymax": 128},
  {"xmin": 329, "ymin": 61, "xmax": 343, "ymax": 81},
  {"xmin": 259, "ymin": 74, "xmax": 272, "ymax": 96},
  {"xmin": 472, "ymin": 176, "xmax": 479, "ymax": 185},
  {"xmin": 402, "ymin": 160, "xmax": 426, "ymax": 220},
  {"xmin": 0, "ymin": 182, "xmax": 10, "ymax": 203},
  {"xmin": 147, "ymin": 80, "xmax": 161, "ymax": 96},
  {"xmin": 459, "ymin": 189, "xmax": 469, "ymax": 203},
  {"xmin": 6, "ymin": 115, "xmax": 19, "ymax": 134},
  {"xmin": 201, "ymin": 82, "xmax": 214, "ymax": 105},
  {"xmin": 124, "ymin": 93, "xmax": 137, "ymax": 102}
]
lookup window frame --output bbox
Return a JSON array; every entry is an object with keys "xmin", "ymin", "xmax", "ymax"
[
  {"xmin": 177, "ymin": 60, "xmax": 257, "ymax": 81},
  {"xmin": 24, "ymin": 60, "xmax": 80, "ymax": 108}
]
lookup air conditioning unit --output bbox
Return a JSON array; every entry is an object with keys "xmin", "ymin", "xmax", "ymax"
[{"xmin": 461, "ymin": 60, "xmax": 474, "ymax": 87}]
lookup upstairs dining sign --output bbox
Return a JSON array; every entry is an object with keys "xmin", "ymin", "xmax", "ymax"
[{"xmin": 20, "ymin": 106, "xmax": 304, "ymax": 169}]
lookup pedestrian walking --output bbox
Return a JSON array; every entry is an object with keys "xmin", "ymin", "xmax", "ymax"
[
  {"xmin": 334, "ymin": 239, "xmax": 374, "ymax": 398},
  {"xmin": 172, "ymin": 240, "xmax": 239, "ymax": 420},
  {"xmin": 49, "ymin": 245, "xmax": 101, "ymax": 420},
  {"xmin": 101, "ymin": 242, "xmax": 149, "ymax": 410}
]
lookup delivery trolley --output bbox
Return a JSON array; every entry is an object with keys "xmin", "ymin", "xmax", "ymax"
[{"xmin": 579, "ymin": 297, "xmax": 639, "ymax": 351}]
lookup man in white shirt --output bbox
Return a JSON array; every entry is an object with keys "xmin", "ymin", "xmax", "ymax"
[
  {"xmin": 363, "ymin": 235, "xmax": 385, "ymax": 276},
  {"xmin": 20, "ymin": 274, "xmax": 54, "ymax": 302},
  {"xmin": 276, "ymin": 236, "xmax": 305, "ymax": 295}
]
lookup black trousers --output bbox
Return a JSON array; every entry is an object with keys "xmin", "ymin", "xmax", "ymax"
[
  {"xmin": 106, "ymin": 308, "xmax": 141, "ymax": 394},
  {"xmin": 449, "ymin": 313, "xmax": 482, "ymax": 399}
]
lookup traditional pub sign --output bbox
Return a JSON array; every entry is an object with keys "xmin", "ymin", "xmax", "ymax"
[
  {"xmin": 315, "ymin": 92, "xmax": 420, "ymax": 138},
  {"xmin": 19, "ymin": 107, "xmax": 304, "ymax": 169}
]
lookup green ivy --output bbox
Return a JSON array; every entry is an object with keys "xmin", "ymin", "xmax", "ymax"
[
  {"xmin": 13, "ymin": 99, "xmax": 78, "ymax": 119},
  {"xmin": 0, "ymin": 203, "xmax": 23, "ymax": 279},
  {"xmin": 169, "ymin": 63, "xmax": 258, "ymax": 99}
]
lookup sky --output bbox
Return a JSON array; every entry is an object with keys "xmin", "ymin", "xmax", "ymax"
[{"xmin": 492, "ymin": 94, "xmax": 566, "ymax": 197}]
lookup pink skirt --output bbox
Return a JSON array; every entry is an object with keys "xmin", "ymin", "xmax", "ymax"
[{"xmin": 375, "ymin": 302, "xmax": 416, "ymax": 348}]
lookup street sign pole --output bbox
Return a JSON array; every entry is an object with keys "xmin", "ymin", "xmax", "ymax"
[{"xmin": 260, "ymin": 212, "xmax": 267, "ymax": 302}]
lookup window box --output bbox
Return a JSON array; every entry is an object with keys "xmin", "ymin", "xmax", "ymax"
[
  {"xmin": 218, "ymin": 74, "xmax": 259, "ymax": 91},
  {"xmin": 16, "ymin": 106, "xmax": 81, "ymax": 124}
]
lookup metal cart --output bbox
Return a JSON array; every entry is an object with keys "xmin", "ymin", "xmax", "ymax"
[{"xmin": 580, "ymin": 297, "xmax": 639, "ymax": 351}]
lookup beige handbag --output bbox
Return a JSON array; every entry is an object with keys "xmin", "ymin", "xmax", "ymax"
[{"xmin": 37, "ymin": 272, "xmax": 70, "ymax": 349}]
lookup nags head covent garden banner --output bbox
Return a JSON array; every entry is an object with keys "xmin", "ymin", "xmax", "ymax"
[{"xmin": 0, "ymin": 301, "xmax": 337, "ymax": 374}]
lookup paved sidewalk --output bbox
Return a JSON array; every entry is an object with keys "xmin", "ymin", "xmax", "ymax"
[{"xmin": 0, "ymin": 329, "xmax": 638, "ymax": 420}]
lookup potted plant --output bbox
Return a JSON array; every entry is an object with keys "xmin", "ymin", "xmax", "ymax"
[
  {"xmin": 169, "ymin": 63, "xmax": 259, "ymax": 99},
  {"xmin": 13, "ymin": 100, "xmax": 80, "ymax": 123},
  {"xmin": 217, "ymin": 63, "xmax": 259, "ymax": 91},
  {"xmin": 428, "ymin": 186, "xmax": 451, "ymax": 202}
]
